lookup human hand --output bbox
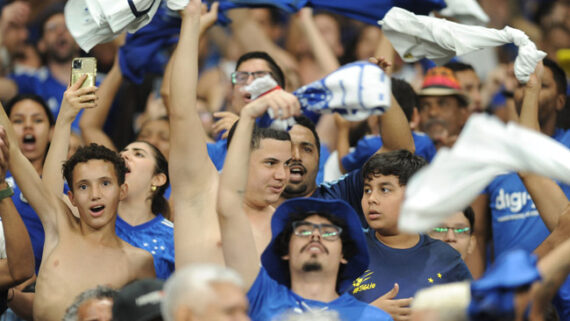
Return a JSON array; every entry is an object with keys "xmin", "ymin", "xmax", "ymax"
[
  {"xmin": 0, "ymin": 1, "xmax": 30, "ymax": 35},
  {"xmin": 369, "ymin": 56, "xmax": 393, "ymax": 75},
  {"xmin": 199, "ymin": 2, "xmax": 219, "ymax": 36},
  {"xmin": 61, "ymin": 75, "xmax": 98, "ymax": 120},
  {"xmin": 180, "ymin": 0, "xmax": 202, "ymax": 18},
  {"xmin": 212, "ymin": 111, "xmax": 239, "ymax": 139},
  {"xmin": 241, "ymin": 89, "xmax": 300, "ymax": 120},
  {"xmin": 371, "ymin": 283, "xmax": 412, "ymax": 321},
  {"xmin": 525, "ymin": 61, "xmax": 544, "ymax": 90}
]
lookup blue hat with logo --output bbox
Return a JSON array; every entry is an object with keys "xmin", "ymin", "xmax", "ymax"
[{"xmin": 260, "ymin": 197, "xmax": 369, "ymax": 290}]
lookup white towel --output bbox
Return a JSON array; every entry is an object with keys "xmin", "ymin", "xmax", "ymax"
[
  {"xmin": 379, "ymin": 7, "xmax": 546, "ymax": 83},
  {"xmin": 399, "ymin": 114, "xmax": 570, "ymax": 233},
  {"xmin": 438, "ymin": 0, "xmax": 489, "ymax": 26}
]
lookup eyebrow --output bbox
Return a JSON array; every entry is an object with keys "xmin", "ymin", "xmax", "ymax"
[
  {"xmin": 121, "ymin": 147, "xmax": 148, "ymax": 155},
  {"xmin": 300, "ymin": 141, "xmax": 315, "ymax": 148}
]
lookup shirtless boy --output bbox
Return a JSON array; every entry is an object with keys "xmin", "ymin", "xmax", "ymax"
[{"xmin": 0, "ymin": 78, "xmax": 155, "ymax": 321}]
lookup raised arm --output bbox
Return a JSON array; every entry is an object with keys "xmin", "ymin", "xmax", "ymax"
[
  {"xmin": 0, "ymin": 104, "xmax": 57, "ymax": 234},
  {"xmin": 517, "ymin": 61, "xmax": 568, "ymax": 231},
  {"xmin": 217, "ymin": 89, "xmax": 300, "ymax": 290},
  {"xmin": 0, "ymin": 137, "xmax": 34, "ymax": 288},
  {"xmin": 43, "ymin": 76, "xmax": 97, "ymax": 198},
  {"xmin": 79, "ymin": 58, "xmax": 122, "ymax": 151}
]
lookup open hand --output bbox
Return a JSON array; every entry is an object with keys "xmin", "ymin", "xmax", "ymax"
[
  {"xmin": 371, "ymin": 283, "xmax": 412, "ymax": 321},
  {"xmin": 213, "ymin": 111, "xmax": 239, "ymax": 139}
]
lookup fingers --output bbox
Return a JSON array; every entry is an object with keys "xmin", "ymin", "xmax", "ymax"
[
  {"xmin": 70, "ymin": 74, "xmax": 88, "ymax": 90},
  {"xmin": 380, "ymin": 283, "xmax": 400, "ymax": 300}
]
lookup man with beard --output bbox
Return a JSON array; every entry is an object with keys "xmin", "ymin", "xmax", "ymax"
[
  {"xmin": 277, "ymin": 93, "xmax": 414, "ymax": 227},
  {"xmin": 0, "ymin": 4, "xmax": 83, "ymax": 131}
]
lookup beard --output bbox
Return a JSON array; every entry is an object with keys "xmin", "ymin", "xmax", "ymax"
[
  {"xmin": 283, "ymin": 182, "xmax": 309, "ymax": 198},
  {"xmin": 302, "ymin": 262, "xmax": 323, "ymax": 272}
]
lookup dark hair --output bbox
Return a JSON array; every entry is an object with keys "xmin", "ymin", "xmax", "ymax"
[
  {"xmin": 361, "ymin": 150, "xmax": 427, "ymax": 186},
  {"xmin": 273, "ymin": 211, "xmax": 357, "ymax": 289},
  {"xmin": 391, "ymin": 78, "xmax": 418, "ymax": 122},
  {"xmin": 227, "ymin": 122, "xmax": 291, "ymax": 150},
  {"xmin": 5, "ymin": 94, "xmax": 55, "ymax": 126},
  {"xmin": 443, "ymin": 61, "xmax": 475, "ymax": 73},
  {"xmin": 63, "ymin": 144, "xmax": 128, "ymax": 192},
  {"xmin": 134, "ymin": 141, "xmax": 171, "ymax": 219},
  {"xmin": 462, "ymin": 206, "xmax": 475, "ymax": 234},
  {"xmin": 543, "ymin": 57, "xmax": 567, "ymax": 96},
  {"xmin": 292, "ymin": 115, "xmax": 321, "ymax": 157},
  {"xmin": 36, "ymin": 3, "xmax": 65, "ymax": 40},
  {"xmin": 235, "ymin": 51, "xmax": 285, "ymax": 88},
  {"xmin": 135, "ymin": 116, "xmax": 169, "ymax": 138}
]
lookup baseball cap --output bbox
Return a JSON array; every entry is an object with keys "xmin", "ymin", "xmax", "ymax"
[
  {"xmin": 113, "ymin": 278, "xmax": 165, "ymax": 321},
  {"xmin": 260, "ymin": 197, "xmax": 369, "ymax": 291},
  {"xmin": 419, "ymin": 67, "xmax": 470, "ymax": 107}
]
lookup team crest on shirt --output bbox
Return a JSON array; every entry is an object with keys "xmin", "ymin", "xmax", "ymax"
[
  {"xmin": 352, "ymin": 270, "xmax": 376, "ymax": 294},
  {"xmin": 427, "ymin": 273, "xmax": 443, "ymax": 284}
]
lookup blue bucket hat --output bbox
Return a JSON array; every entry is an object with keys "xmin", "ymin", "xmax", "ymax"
[{"xmin": 260, "ymin": 197, "xmax": 369, "ymax": 290}]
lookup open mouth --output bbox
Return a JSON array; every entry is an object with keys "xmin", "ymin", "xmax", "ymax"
[
  {"xmin": 23, "ymin": 134, "xmax": 36, "ymax": 144},
  {"xmin": 89, "ymin": 205, "xmax": 105, "ymax": 216},
  {"xmin": 289, "ymin": 164, "xmax": 306, "ymax": 183},
  {"xmin": 302, "ymin": 241, "xmax": 328, "ymax": 255}
]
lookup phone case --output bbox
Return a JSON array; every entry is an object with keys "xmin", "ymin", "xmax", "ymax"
[{"xmin": 71, "ymin": 57, "xmax": 97, "ymax": 88}]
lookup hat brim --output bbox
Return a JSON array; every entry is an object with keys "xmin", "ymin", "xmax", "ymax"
[
  {"xmin": 418, "ymin": 87, "xmax": 470, "ymax": 107},
  {"xmin": 261, "ymin": 197, "xmax": 369, "ymax": 290}
]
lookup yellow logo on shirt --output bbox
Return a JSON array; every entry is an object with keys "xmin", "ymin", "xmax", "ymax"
[
  {"xmin": 352, "ymin": 270, "xmax": 376, "ymax": 294},
  {"xmin": 427, "ymin": 273, "xmax": 443, "ymax": 284}
]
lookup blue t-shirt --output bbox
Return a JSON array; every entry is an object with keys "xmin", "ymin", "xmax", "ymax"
[
  {"xmin": 115, "ymin": 214, "xmax": 175, "ymax": 280},
  {"xmin": 247, "ymin": 267, "xmax": 392, "ymax": 321},
  {"xmin": 348, "ymin": 231, "xmax": 472, "ymax": 301},
  {"xmin": 483, "ymin": 128, "xmax": 570, "ymax": 258},
  {"xmin": 341, "ymin": 132, "xmax": 436, "ymax": 173},
  {"xmin": 10, "ymin": 67, "xmax": 85, "ymax": 132},
  {"xmin": 312, "ymin": 169, "xmax": 367, "ymax": 227},
  {"xmin": 207, "ymin": 139, "xmax": 227, "ymax": 171},
  {"xmin": 5, "ymin": 177, "xmax": 44, "ymax": 273}
]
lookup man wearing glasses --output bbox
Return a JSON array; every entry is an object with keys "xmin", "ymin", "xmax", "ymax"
[
  {"xmin": 350, "ymin": 150, "xmax": 471, "ymax": 320},
  {"xmin": 428, "ymin": 207, "xmax": 477, "ymax": 260}
]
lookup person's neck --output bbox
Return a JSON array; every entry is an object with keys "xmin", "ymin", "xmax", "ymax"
[
  {"xmin": 279, "ymin": 185, "xmax": 317, "ymax": 205},
  {"xmin": 118, "ymin": 195, "xmax": 155, "ymax": 226},
  {"xmin": 290, "ymin": 272, "xmax": 340, "ymax": 302},
  {"xmin": 31, "ymin": 157, "xmax": 43, "ymax": 176},
  {"xmin": 375, "ymin": 230, "xmax": 420, "ymax": 249},
  {"xmin": 48, "ymin": 60, "xmax": 72, "ymax": 86},
  {"xmin": 79, "ymin": 218, "xmax": 121, "ymax": 246}
]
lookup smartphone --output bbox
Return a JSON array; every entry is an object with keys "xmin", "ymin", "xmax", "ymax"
[{"xmin": 71, "ymin": 57, "xmax": 96, "ymax": 88}]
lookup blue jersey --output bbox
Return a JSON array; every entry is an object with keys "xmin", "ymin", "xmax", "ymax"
[
  {"xmin": 247, "ymin": 267, "xmax": 392, "ymax": 321},
  {"xmin": 115, "ymin": 214, "xmax": 175, "ymax": 280},
  {"xmin": 10, "ymin": 67, "xmax": 85, "ymax": 132},
  {"xmin": 207, "ymin": 139, "xmax": 227, "ymax": 171},
  {"xmin": 341, "ymin": 132, "xmax": 436, "ymax": 173},
  {"xmin": 312, "ymin": 169, "xmax": 367, "ymax": 227},
  {"xmin": 348, "ymin": 231, "xmax": 472, "ymax": 301},
  {"xmin": 5, "ymin": 177, "xmax": 44, "ymax": 273},
  {"xmin": 484, "ymin": 128, "xmax": 570, "ymax": 258}
]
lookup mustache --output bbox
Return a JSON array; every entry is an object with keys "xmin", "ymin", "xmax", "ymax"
[
  {"xmin": 288, "ymin": 161, "xmax": 307, "ymax": 172},
  {"xmin": 300, "ymin": 241, "xmax": 329, "ymax": 255}
]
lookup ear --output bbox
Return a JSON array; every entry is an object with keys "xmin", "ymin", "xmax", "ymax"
[
  {"xmin": 467, "ymin": 235, "xmax": 477, "ymax": 255},
  {"xmin": 340, "ymin": 256, "xmax": 348, "ymax": 265},
  {"xmin": 555, "ymin": 94, "xmax": 566, "ymax": 112},
  {"xmin": 119, "ymin": 183, "xmax": 128, "ymax": 201},
  {"xmin": 151, "ymin": 172, "xmax": 167, "ymax": 188},
  {"xmin": 281, "ymin": 254, "xmax": 290, "ymax": 261},
  {"xmin": 67, "ymin": 190, "xmax": 76, "ymax": 206}
]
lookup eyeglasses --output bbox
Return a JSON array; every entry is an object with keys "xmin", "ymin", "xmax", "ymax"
[
  {"xmin": 431, "ymin": 227, "xmax": 471, "ymax": 237},
  {"xmin": 231, "ymin": 71, "xmax": 273, "ymax": 85},
  {"xmin": 292, "ymin": 221, "xmax": 343, "ymax": 241}
]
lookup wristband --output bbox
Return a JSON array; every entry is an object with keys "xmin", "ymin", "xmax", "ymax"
[{"xmin": 0, "ymin": 184, "xmax": 14, "ymax": 201}]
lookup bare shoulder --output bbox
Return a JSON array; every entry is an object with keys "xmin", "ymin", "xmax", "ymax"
[{"xmin": 122, "ymin": 241, "xmax": 156, "ymax": 279}]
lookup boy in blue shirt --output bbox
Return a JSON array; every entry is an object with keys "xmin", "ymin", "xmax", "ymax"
[{"xmin": 350, "ymin": 150, "xmax": 471, "ymax": 320}]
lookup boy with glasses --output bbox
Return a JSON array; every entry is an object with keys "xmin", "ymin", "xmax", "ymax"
[
  {"xmin": 350, "ymin": 150, "xmax": 471, "ymax": 320},
  {"xmin": 428, "ymin": 207, "xmax": 476, "ymax": 260}
]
